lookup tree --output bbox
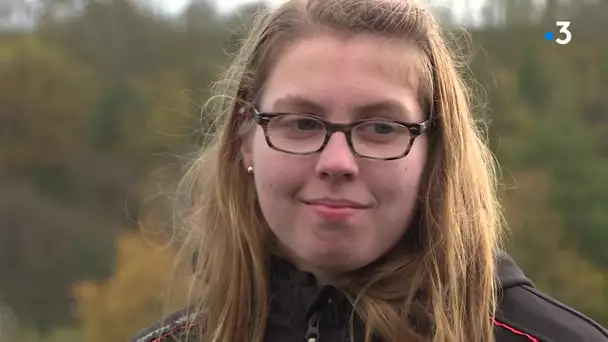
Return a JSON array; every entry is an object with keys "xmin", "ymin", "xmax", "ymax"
[
  {"xmin": 0, "ymin": 183, "xmax": 114, "ymax": 330},
  {"xmin": 504, "ymin": 171, "xmax": 607, "ymax": 323},
  {"xmin": 0, "ymin": 36, "xmax": 94, "ymax": 175},
  {"xmin": 74, "ymin": 230, "xmax": 190, "ymax": 342}
]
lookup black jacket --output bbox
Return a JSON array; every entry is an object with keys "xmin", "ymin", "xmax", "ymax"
[{"xmin": 132, "ymin": 253, "xmax": 608, "ymax": 342}]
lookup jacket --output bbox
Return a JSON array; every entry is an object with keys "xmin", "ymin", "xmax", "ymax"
[{"xmin": 131, "ymin": 252, "xmax": 608, "ymax": 342}]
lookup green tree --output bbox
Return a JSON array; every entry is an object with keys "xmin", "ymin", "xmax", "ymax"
[{"xmin": 0, "ymin": 36, "xmax": 94, "ymax": 176}]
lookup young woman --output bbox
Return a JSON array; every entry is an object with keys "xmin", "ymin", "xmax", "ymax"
[{"xmin": 132, "ymin": 0, "xmax": 608, "ymax": 341}]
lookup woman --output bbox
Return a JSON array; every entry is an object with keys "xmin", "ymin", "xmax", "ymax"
[{"xmin": 133, "ymin": 0, "xmax": 608, "ymax": 341}]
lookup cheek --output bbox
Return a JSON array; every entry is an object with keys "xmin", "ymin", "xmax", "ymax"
[
  {"xmin": 251, "ymin": 130, "xmax": 308, "ymax": 198},
  {"xmin": 376, "ymin": 158, "xmax": 426, "ymax": 235},
  {"xmin": 405, "ymin": 137, "xmax": 429, "ymax": 185},
  {"xmin": 374, "ymin": 168, "xmax": 420, "ymax": 206},
  {"xmin": 378, "ymin": 141, "xmax": 428, "ymax": 196}
]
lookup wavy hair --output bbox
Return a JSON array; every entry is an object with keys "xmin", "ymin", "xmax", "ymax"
[{"xmin": 171, "ymin": 0, "xmax": 504, "ymax": 341}]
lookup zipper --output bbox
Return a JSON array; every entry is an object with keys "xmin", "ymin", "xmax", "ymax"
[{"xmin": 305, "ymin": 311, "xmax": 320, "ymax": 342}]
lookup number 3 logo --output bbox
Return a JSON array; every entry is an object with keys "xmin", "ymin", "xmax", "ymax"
[{"xmin": 556, "ymin": 21, "xmax": 572, "ymax": 45}]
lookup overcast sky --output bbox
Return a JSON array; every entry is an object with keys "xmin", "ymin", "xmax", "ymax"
[
  {"xmin": 157, "ymin": 0, "xmax": 284, "ymax": 14},
  {"xmin": 157, "ymin": 0, "xmax": 475, "ymax": 16}
]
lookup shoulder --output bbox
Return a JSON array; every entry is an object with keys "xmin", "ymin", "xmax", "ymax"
[
  {"xmin": 130, "ymin": 308, "xmax": 200, "ymax": 342},
  {"xmin": 495, "ymin": 283, "xmax": 608, "ymax": 342}
]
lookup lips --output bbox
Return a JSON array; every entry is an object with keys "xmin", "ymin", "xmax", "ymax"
[
  {"xmin": 301, "ymin": 198, "xmax": 370, "ymax": 209},
  {"xmin": 302, "ymin": 198, "xmax": 371, "ymax": 221}
]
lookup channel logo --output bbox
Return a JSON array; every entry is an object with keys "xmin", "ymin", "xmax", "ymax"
[{"xmin": 544, "ymin": 21, "xmax": 572, "ymax": 45}]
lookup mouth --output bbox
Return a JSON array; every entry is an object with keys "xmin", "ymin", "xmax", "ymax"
[
  {"xmin": 301, "ymin": 198, "xmax": 370, "ymax": 209},
  {"xmin": 301, "ymin": 198, "xmax": 371, "ymax": 221}
]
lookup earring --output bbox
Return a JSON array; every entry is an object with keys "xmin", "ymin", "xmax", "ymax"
[{"xmin": 247, "ymin": 166, "xmax": 253, "ymax": 174}]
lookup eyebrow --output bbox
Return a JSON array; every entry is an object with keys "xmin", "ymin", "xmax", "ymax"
[
  {"xmin": 270, "ymin": 94, "xmax": 417, "ymax": 121},
  {"xmin": 271, "ymin": 95, "xmax": 325, "ymax": 114}
]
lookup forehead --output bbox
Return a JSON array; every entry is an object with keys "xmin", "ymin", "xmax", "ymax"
[{"xmin": 259, "ymin": 34, "xmax": 424, "ymax": 120}]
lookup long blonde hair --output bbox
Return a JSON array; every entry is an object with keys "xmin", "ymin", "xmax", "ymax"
[{"xmin": 172, "ymin": 0, "xmax": 504, "ymax": 341}]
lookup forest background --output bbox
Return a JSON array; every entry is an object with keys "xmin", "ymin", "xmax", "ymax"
[{"xmin": 1, "ymin": 0, "xmax": 607, "ymax": 340}]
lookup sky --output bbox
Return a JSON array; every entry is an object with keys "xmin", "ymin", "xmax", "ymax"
[
  {"xmin": 157, "ymin": 0, "xmax": 474, "ymax": 16},
  {"xmin": 157, "ymin": 0, "xmax": 285, "ymax": 14}
]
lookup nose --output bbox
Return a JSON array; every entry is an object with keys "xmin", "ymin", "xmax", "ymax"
[{"xmin": 315, "ymin": 132, "xmax": 359, "ymax": 180}]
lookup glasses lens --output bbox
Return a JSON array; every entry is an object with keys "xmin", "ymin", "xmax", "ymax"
[
  {"xmin": 266, "ymin": 114, "xmax": 326, "ymax": 153},
  {"xmin": 352, "ymin": 121, "xmax": 412, "ymax": 159}
]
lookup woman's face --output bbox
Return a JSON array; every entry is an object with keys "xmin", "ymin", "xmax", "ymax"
[{"xmin": 242, "ymin": 34, "xmax": 429, "ymax": 280}]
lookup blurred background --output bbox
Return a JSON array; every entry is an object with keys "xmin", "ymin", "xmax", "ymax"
[{"xmin": 1, "ymin": 0, "xmax": 607, "ymax": 341}]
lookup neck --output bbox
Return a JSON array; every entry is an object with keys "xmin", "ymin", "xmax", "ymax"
[
  {"xmin": 270, "ymin": 246, "xmax": 347, "ymax": 287},
  {"xmin": 301, "ymin": 264, "xmax": 344, "ymax": 287}
]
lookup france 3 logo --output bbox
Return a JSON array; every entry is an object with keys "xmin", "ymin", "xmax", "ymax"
[{"xmin": 544, "ymin": 21, "xmax": 572, "ymax": 45}]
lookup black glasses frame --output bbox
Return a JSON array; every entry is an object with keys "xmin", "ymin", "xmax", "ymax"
[{"xmin": 251, "ymin": 108, "xmax": 431, "ymax": 161}]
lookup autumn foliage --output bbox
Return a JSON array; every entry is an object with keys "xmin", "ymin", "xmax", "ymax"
[
  {"xmin": 1, "ymin": 0, "xmax": 607, "ymax": 340},
  {"xmin": 73, "ymin": 231, "xmax": 188, "ymax": 342}
]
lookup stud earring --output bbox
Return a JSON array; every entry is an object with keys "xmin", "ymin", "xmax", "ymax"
[{"xmin": 247, "ymin": 166, "xmax": 253, "ymax": 174}]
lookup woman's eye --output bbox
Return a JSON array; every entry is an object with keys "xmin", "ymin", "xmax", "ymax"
[
  {"xmin": 295, "ymin": 119, "xmax": 321, "ymax": 130},
  {"xmin": 359, "ymin": 122, "xmax": 397, "ymax": 135},
  {"xmin": 372, "ymin": 123, "xmax": 394, "ymax": 134}
]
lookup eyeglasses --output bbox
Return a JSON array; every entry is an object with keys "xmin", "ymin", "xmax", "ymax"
[{"xmin": 251, "ymin": 108, "xmax": 430, "ymax": 161}]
